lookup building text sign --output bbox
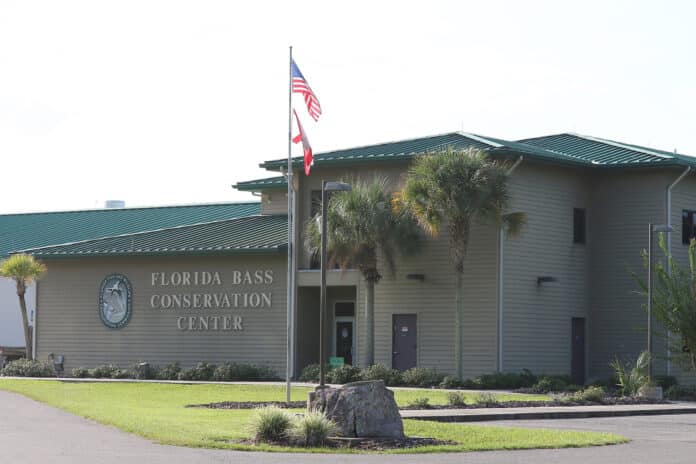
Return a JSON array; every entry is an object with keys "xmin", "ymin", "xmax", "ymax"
[{"xmin": 148, "ymin": 270, "xmax": 274, "ymax": 332}]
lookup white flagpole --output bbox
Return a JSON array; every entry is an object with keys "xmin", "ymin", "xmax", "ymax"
[{"xmin": 285, "ymin": 46, "xmax": 294, "ymax": 404}]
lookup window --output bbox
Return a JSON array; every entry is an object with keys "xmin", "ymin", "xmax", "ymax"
[
  {"xmin": 683, "ymin": 210, "xmax": 696, "ymax": 244},
  {"xmin": 573, "ymin": 208, "xmax": 586, "ymax": 244}
]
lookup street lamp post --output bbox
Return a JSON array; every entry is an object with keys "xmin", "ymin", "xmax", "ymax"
[
  {"xmin": 647, "ymin": 223, "xmax": 672, "ymax": 381},
  {"xmin": 319, "ymin": 181, "xmax": 352, "ymax": 388}
]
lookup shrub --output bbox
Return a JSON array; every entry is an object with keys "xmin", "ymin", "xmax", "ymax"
[
  {"xmin": 655, "ymin": 375, "xmax": 678, "ymax": 391},
  {"xmin": 576, "ymin": 386, "xmax": 605, "ymax": 403},
  {"xmin": 250, "ymin": 406, "xmax": 293, "ymax": 442},
  {"xmin": 71, "ymin": 367, "xmax": 90, "ymax": 378},
  {"xmin": 446, "ymin": 391, "xmax": 467, "ymax": 407},
  {"xmin": 361, "ymin": 363, "xmax": 403, "ymax": 386},
  {"xmin": 110, "ymin": 368, "xmax": 130, "ymax": 379},
  {"xmin": 292, "ymin": 411, "xmax": 337, "ymax": 446},
  {"xmin": 401, "ymin": 367, "xmax": 444, "ymax": 387},
  {"xmin": 177, "ymin": 362, "xmax": 217, "ymax": 381},
  {"xmin": 532, "ymin": 375, "xmax": 572, "ymax": 393},
  {"xmin": 439, "ymin": 375, "xmax": 461, "ymax": 389},
  {"xmin": 408, "ymin": 397, "xmax": 431, "ymax": 408},
  {"xmin": 90, "ymin": 364, "xmax": 119, "ymax": 379},
  {"xmin": 299, "ymin": 364, "xmax": 321, "ymax": 382},
  {"xmin": 466, "ymin": 370, "xmax": 538, "ymax": 389},
  {"xmin": 666, "ymin": 385, "xmax": 696, "ymax": 401},
  {"xmin": 212, "ymin": 363, "xmax": 277, "ymax": 381},
  {"xmin": 474, "ymin": 392, "xmax": 500, "ymax": 406},
  {"xmin": 326, "ymin": 365, "xmax": 362, "ymax": 384},
  {"xmin": 610, "ymin": 351, "xmax": 650, "ymax": 397},
  {"xmin": 0, "ymin": 359, "xmax": 54, "ymax": 377},
  {"xmin": 156, "ymin": 363, "xmax": 181, "ymax": 380},
  {"xmin": 127, "ymin": 362, "xmax": 157, "ymax": 380}
]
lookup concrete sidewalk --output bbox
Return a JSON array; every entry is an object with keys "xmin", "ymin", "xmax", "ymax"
[{"xmin": 402, "ymin": 402, "xmax": 696, "ymax": 421}]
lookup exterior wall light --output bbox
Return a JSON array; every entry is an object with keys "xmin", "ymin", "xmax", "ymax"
[{"xmin": 536, "ymin": 276, "xmax": 557, "ymax": 286}]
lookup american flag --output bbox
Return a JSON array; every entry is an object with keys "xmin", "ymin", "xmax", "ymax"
[
  {"xmin": 292, "ymin": 109, "xmax": 314, "ymax": 176},
  {"xmin": 291, "ymin": 59, "xmax": 322, "ymax": 121}
]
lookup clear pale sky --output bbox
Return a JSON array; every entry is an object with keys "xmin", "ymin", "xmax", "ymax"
[{"xmin": 1, "ymin": 0, "xmax": 695, "ymax": 213}]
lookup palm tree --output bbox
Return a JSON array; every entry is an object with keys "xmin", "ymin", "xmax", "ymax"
[
  {"xmin": 305, "ymin": 178, "xmax": 421, "ymax": 366},
  {"xmin": 399, "ymin": 148, "xmax": 525, "ymax": 380},
  {"xmin": 0, "ymin": 254, "xmax": 47, "ymax": 359}
]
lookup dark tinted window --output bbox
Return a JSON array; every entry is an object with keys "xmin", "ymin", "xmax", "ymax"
[
  {"xmin": 683, "ymin": 210, "xmax": 696, "ymax": 244},
  {"xmin": 573, "ymin": 208, "xmax": 586, "ymax": 244}
]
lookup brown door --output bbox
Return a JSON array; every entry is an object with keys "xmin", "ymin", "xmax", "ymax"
[
  {"xmin": 335, "ymin": 321, "xmax": 353, "ymax": 365},
  {"xmin": 571, "ymin": 317, "xmax": 586, "ymax": 385},
  {"xmin": 392, "ymin": 314, "xmax": 417, "ymax": 371}
]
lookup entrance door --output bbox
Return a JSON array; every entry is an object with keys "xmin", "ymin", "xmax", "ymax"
[
  {"xmin": 571, "ymin": 317, "xmax": 586, "ymax": 385},
  {"xmin": 335, "ymin": 320, "xmax": 354, "ymax": 365},
  {"xmin": 392, "ymin": 314, "xmax": 417, "ymax": 371}
]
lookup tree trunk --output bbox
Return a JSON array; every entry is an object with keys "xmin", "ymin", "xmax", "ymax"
[
  {"xmin": 364, "ymin": 277, "xmax": 375, "ymax": 367},
  {"xmin": 16, "ymin": 283, "xmax": 32, "ymax": 359},
  {"xmin": 455, "ymin": 270, "xmax": 463, "ymax": 380}
]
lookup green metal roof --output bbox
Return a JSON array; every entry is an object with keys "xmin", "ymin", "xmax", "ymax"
[
  {"xmin": 258, "ymin": 131, "xmax": 696, "ymax": 173},
  {"xmin": 234, "ymin": 176, "xmax": 287, "ymax": 191},
  {"xmin": 0, "ymin": 202, "xmax": 260, "ymax": 258},
  {"xmin": 518, "ymin": 133, "xmax": 696, "ymax": 168},
  {"xmin": 260, "ymin": 133, "xmax": 505, "ymax": 171},
  {"xmin": 17, "ymin": 215, "xmax": 287, "ymax": 258}
]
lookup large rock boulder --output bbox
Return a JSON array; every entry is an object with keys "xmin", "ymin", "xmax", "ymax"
[{"xmin": 308, "ymin": 380, "xmax": 404, "ymax": 438}]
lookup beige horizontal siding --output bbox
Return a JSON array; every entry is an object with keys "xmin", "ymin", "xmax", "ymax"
[
  {"xmin": 36, "ymin": 255, "xmax": 287, "ymax": 374},
  {"xmin": 503, "ymin": 162, "xmax": 590, "ymax": 376}
]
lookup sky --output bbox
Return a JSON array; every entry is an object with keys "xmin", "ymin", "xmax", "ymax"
[{"xmin": 1, "ymin": 0, "xmax": 695, "ymax": 213}]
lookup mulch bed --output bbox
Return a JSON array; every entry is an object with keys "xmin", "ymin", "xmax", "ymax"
[
  {"xmin": 400, "ymin": 396, "xmax": 669, "ymax": 410},
  {"xmin": 186, "ymin": 400, "xmax": 306, "ymax": 409},
  {"xmin": 233, "ymin": 436, "xmax": 455, "ymax": 450}
]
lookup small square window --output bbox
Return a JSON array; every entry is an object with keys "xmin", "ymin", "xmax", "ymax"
[
  {"xmin": 573, "ymin": 208, "xmax": 586, "ymax": 244},
  {"xmin": 682, "ymin": 210, "xmax": 696, "ymax": 244}
]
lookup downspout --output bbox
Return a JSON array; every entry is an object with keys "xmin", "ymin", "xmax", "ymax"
[
  {"xmin": 498, "ymin": 156, "xmax": 524, "ymax": 372},
  {"xmin": 666, "ymin": 166, "xmax": 691, "ymax": 376},
  {"xmin": 32, "ymin": 281, "xmax": 38, "ymax": 360}
]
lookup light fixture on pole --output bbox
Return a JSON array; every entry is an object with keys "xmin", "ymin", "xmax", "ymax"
[
  {"xmin": 647, "ymin": 223, "xmax": 672, "ymax": 380},
  {"xmin": 319, "ymin": 181, "xmax": 352, "ymax": 388}
]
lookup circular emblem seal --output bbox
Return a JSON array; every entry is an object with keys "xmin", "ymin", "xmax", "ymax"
[{"xmin": 98, "ymin": 274, "xmax": 133, "ymax": 329}]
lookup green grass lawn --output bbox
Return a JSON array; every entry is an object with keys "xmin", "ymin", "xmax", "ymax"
[{"xmin": 0, "ymin": 380, "xmax": 627, "ymax": 453}]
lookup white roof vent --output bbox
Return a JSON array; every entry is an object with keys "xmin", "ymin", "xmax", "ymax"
[{"xmin": 104, "ymin": 200, "xmax": 126, "ymax": 209}]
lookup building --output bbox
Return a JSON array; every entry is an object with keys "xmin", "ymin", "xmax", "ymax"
[
  {"xmin": 0, "ymin": 202, "xmax": 260, "ymax": 351},
  {"xmin": 7, "ymin": 132, "xmax": 696, "ymax": 384}
]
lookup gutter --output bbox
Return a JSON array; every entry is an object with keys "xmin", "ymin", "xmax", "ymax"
[
  {"xmin": 498, "ymin": 156, "xmax": 524, "ymax": 372},
  {"xmin": 665, "ymin": 166, "xmax": 691, "ymax": 375}
]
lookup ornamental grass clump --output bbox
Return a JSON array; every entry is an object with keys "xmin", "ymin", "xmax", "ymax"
[
  {"xmin": 474, "ymin": 392, "xmax": 500, "ymax": 406},
  {"xmin": 446, "ymin": 391, "xmax": 467, "ymax": 407},
  {"xmin": 292, "ymin": 411, "xmax": 337, "ymax": 447},
  {"xmin": 250, "ymin": 406, "xmax": 293, "ymax": 443},
  {"xmin": 610, "ymin": 350, "xmax": 650, "ymax": 397}
]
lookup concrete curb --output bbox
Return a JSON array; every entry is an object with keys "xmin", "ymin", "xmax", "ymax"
[{"xmin": 401, "ymin": 403, "xmax": 696, "ymax": 422}]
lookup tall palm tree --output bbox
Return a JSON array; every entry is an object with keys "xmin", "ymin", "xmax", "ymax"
[
  {"xmin": 305, "ymin": 178, "xmax": 421, "ymax": 366},
  {"xmin": 0, "ymin": 254, "xmax": 47, "ymax": 359},
  {"xmin": 399, "ymin": 148, "xmax": 525, "ymax": 380}
]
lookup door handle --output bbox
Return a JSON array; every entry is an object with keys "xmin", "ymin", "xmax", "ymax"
[{"xmin": 393, "ymin": 351, "xmax": 399, "ymax": 355}]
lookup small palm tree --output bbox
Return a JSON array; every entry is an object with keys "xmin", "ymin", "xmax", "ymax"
[
  {"xmin": 0, "ymin": 254, "xmax": 47, "ymax": 359},
  {"xmin": 305, "ymin": 178, "xmax": 421, "ymax": 366},
  {"xmin": 399, "ymin": 148, "xmax": 525, "ymax": 380}
]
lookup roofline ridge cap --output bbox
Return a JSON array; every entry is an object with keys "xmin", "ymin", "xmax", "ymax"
[
  {"xmin": 0, "ymin": 200, "xmax": 261, "ymax": 218},
  {"xmin": 569, "ymin": 133, "xmax": 673, "ymax": 160},
  {"xmin": 260, "ymin": 131, "xmax": 467, "ymax": 166}
]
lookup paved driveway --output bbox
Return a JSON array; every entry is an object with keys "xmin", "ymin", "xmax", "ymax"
[{"xmin": 1, "ymin": 389, "xmax": 695, "ymax": 464}]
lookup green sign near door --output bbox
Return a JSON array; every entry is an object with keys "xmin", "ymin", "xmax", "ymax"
[{"xmin": 329, "ymin": 357, "xmax": 344, "ymax": 368}]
